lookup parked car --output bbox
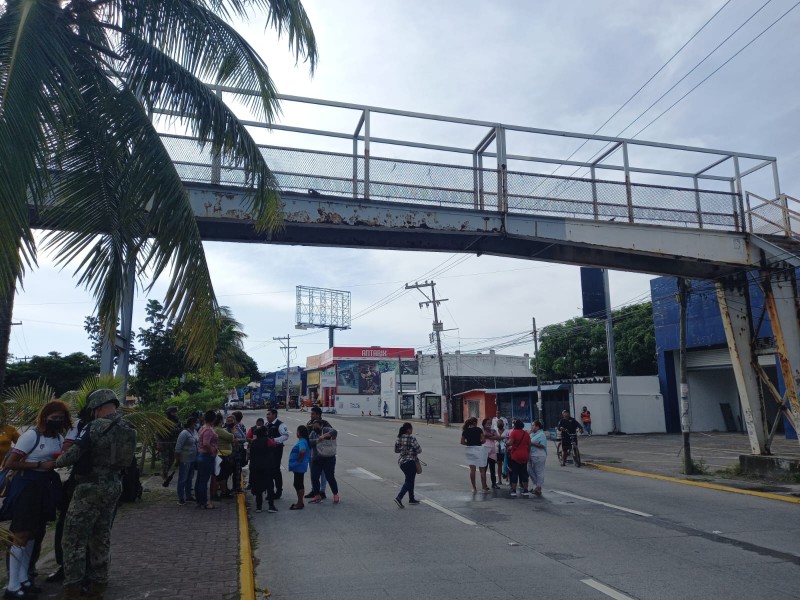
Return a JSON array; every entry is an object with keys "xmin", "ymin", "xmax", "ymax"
[{"xmin": 225, "ymin": 399, "xmax": 244, "ymax": 410}]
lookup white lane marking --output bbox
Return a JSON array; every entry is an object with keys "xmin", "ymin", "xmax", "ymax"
[
  {"xmin": 552, "ymin": 490, "xmax": 652, "ymax": 517},
  {"xmin": 367, "ymin": 439, "xmax": 383, "ymax": 444},
  {"xmin": 581, "ymin": 579, "xmax": 635, "ymax": 600},
  {"xmin": 346, "ymin": 432, "xmax": 358, "ymax": 437},
  {"xmin": 421, "ymin": 499, "xmax": 476, "ymax": 526},
  {"xmin": 351, "ymin": 467, "xmax": 382, "ymax": 480},
  {"xmin": 458, "ymin": 464, "xmax": 470, "ymax": 469}
]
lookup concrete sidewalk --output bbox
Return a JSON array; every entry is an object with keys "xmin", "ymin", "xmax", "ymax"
[
  {"xmin": 577, "ymin": 431, "xmax": 800, "ymax": 496},
  {"xmin": 2, "ymin": 474, "xmax": 243, "ymax": 599}
]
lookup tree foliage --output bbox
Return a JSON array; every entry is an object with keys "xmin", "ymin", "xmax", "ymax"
[
  {"xmin": 537, "ymin": 302, "xmax": 657, "ymax": 380},
  {"xmin": 129, "ymin": 300, "xmax": 186, "ymax": 403},
  {"xmin": 3, "ymin": 352, "xmax": 99, "ymax": 396},
  {"xmin": 0, "ymin": 0, "xmax": 317, "ymax": 370},
  {"xmin": 131, "ymin": 300, "xmax": 258, "ymax": 404}
]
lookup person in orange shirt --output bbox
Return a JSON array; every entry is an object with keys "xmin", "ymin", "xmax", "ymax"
[
  {"xmin": 0, "ymin": 418, "xmax": 21, "ymax": 459},
  {"xmin": 580, "ymin": 406, "xmax": 592, "ymax": 436}
]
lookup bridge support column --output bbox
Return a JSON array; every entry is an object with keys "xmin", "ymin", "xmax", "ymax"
[
  {"xmin": 762, "ymin": 270, "xmax": 800, "ymax": 443},
  {"xmin": 716, "ymin": 280, "xmax": 767, "ymax": 454}
]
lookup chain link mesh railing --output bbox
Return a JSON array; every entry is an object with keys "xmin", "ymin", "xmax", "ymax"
[
  {"xmin": 161, "ymin": 134, "xmax": 743, "ymax": 232},
  {"xmin": 745, "ymin": 193, "xmax": 800, "ymax": 238}
]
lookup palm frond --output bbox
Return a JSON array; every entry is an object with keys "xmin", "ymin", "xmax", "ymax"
[
  {"xmin": 121, "ymin": 36, "xmax": 283, "ymax": 231},
  {"xmin": 77, "ymin": 374, "xmax": 125, "ymax": 408},
  {"xmin": 2, "ymin": 379, "xmax": 54, "ymax": 427},
  {"xmin": 260, "ymin": 0, "xmax": 318, "ymax": 72},
  {"xmin": 0, "ymin": 0, "xmax": 82, "ymax": 291},
  {"xmin": 0, "ymin": 527, "xmax": 14, "ymax": 551},
  {"xmin": 120, "ymin": 407, "xmax": 173, "ymax": 446},
  {"xmin": 120, "ymin": 0, "xmax": 281, "ymax": 123}
]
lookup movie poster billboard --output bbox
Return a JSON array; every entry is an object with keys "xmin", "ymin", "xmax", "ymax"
[
  {"xmin": 275, "ymin": 369, "xmax": 302, "ymax": 395},
  {"xmin": 321, "ymin": 367, "xmax": 337, "ymax": 388},
  {"xmin": 335, "ymin": 360, "xmax": 398, "ymax": 395},
  {"xmin": 336, "ymin": 361, "xmax": 360, "ymax": 394},
  {"xmin": 401, "ymin": 394, "xmax": 415, "ymax": 417},
  {"xmin": 425, "ymin": 395, "xmax": 442, "ymax": 418},
  {"xmin": 400, "ymin": 360, "xmax": 419, "ymax": 376}
]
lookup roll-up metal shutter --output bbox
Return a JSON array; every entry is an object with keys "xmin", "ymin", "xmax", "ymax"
[{"xmin": 687, "ymin": 348, "xmax": 776, "ymax": 369}]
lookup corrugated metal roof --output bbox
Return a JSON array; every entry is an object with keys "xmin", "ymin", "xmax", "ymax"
[{"xmin": 454, "ymin": 384, "xmax": 569, "ymax": 397}]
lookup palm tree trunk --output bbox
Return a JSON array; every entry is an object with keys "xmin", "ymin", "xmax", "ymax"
[{"xmin": 0, "ymin": 260, "xmax": 20, "ymax": 398}]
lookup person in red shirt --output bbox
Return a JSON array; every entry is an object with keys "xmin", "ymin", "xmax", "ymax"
[
  {"xmin": 246, "ymin": 418, "xmax": 265, "ymax": 440},
  {"xmin": 507, "ymin": 419, "xmax": 531, "ymax": 497}
]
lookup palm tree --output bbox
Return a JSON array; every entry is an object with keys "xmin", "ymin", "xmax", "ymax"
[
  {"xmin": 215, "ymin": 305, "xmax": 251, "ymax": 378},
  {"xmin": 0, "ymin": 1, "xmax": 317, "ymax": 382}
]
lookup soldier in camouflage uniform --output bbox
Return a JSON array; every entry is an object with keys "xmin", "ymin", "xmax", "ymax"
[{"xmin": 55, "ymin": 389, "xmax": 137, "ymax": 600}]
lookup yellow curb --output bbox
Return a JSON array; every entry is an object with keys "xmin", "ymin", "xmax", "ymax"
[
  {"xmin": 585, "ymin": 463, "xmax": 800, "ymax": 504},
  {"xmin": 238, "ymin": 493, "xmax": 256, "ymax": 600}
]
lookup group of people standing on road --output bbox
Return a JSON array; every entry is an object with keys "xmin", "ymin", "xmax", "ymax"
[
  {"xmin": 0, "ymin": 389, "xmax": 137, "ymax": 600},
  {"xmin": 173, "ymin": 404, "xmax": 342, "ymax": 515},
  {"xmin": 460, "ymin": 415, "xmax": 547, "ymax": 497},
  {"xmin": 391, "ymin": 409, "xmax": 588, "ymax": 510},
  {"xmin": 456, "ymin": 409, "xmax": 586, "ymax": 499}
]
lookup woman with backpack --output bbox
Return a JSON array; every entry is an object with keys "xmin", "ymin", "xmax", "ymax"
[{"xmin": 1, "ymin": 400, "xmax": 71, "ymax": 598}]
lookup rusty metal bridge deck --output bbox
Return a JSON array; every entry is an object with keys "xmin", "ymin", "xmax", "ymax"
[{"xmin": 149, "ymin": 90, "xmax": 800, "ymax": 280}]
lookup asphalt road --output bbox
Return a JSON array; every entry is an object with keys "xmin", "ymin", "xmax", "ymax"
[{"xmin": 243, "ymin": 413, "xmax": 800, "ymax": 600}]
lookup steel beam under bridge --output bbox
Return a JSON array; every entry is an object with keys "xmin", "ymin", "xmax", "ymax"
[{"xmin": 190, "ymin": 186, "xmax": 766, "ymax": 279}]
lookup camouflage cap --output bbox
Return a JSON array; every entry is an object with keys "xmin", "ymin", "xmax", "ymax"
[{"xmin": 86, "ymin": 388, "xmax": 120, "ymax": 410}]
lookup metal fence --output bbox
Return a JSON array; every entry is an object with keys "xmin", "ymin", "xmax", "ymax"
[
  {"xmin": 162, "ymin": 134, "xmax": 744, "ymax": 232},
  {"xmin": 746, "ymin": 193, "xmax": 800, "ymax": 238}
]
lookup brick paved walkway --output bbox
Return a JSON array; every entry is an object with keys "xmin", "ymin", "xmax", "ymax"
[{"xmin": 2, "ymin": 476, "xmax": 242, "ymax": 599}]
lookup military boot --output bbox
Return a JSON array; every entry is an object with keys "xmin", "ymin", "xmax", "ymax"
[
  {"xmin": 62, "ymin": 584, "xmax": 82, "ymax": 600},
  {"xmin": 85, "ymin": 581, "xmax": 108, "ymax": 600}
]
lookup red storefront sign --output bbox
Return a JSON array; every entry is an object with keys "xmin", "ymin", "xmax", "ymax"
[{"xmin": 312, "ymin": 346, "xmax": 416, "ymax": 367}]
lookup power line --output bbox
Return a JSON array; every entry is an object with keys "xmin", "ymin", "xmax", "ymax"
[
  {"xmin": 632, "ymin": 0, "xmax": 800, "ymax": 138},
  {"xmin": 618, "ymin": 0, "xmax": 775, "ymax": 140},
  {"xmin": 546, "ymin": 0, "xmax": 736, "ymax": 177},
  {"xmin": 532, "ymin": 0, "xmax": 789, "ymax": 197}
]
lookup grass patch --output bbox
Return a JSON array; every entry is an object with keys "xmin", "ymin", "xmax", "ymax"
[
  {"xmin": 716, "ymin": 464, "xmax": 744, "ymax": 478},
  {"xmin": 681, "ymin": 458, "xmax": 708, "ymax": 475}
]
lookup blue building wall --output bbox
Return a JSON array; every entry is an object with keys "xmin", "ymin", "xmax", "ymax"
[{"xmin": 650, "ymin": 275, "xmax": 796, "ymax": 439}]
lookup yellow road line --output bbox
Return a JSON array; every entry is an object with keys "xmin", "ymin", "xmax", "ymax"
[
  {"xmin": 584, "ymin": 463, "xmax": 800, "ymax": 505},
  {"xmin": 238, "ymin": 493, "xmax": 256, "ymax": 600}
]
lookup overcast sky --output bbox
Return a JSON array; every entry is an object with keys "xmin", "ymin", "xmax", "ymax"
[{"xmin": 10, "ymin": 0, "xmax": 800, "ymax": 376}]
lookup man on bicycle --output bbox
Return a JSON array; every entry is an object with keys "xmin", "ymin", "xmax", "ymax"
[{"xmin": 557, "ymin": 410, "xmax": 583, "ymax": 465}]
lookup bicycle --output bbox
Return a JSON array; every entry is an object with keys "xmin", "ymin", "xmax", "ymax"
[{"xmin": 554, "ymin": 432, "xmax": 581, "ymax": 468}]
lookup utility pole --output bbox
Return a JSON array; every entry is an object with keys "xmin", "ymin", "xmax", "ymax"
[
  {"xmin": 678, "ymin": 277, "xmax": 693, "ymax": 475},
  {"xmin": 273, "ymin": 335, "xmax": 296, "ymax": 410},
  {"xmin": 603, "ymin": 269, "xmax": 622, "ymax": 433},
  {"xmin": 397, "ymin": 352, "xmax": 403, "ymax": 419},
  {"xmin": 406, "ymin": 281, "xmax": 449, "ymax": 426},
  {"xmin": 532, "ymin": 318, "xmax": 543, "ymax": 422}
]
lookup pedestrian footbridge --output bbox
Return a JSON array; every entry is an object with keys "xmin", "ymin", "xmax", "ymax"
[
  {"xmin": 156, "ymin": 91, "xmax": 800, "ymax": 454},
  {"xmin": 55, "ymin": 90, "xmax": 800, "ymax": 453}
]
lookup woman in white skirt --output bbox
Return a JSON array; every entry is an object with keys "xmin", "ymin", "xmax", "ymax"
[{"xmin": 460, "ymin": 417, "xmax": 488, "ymax": 493}]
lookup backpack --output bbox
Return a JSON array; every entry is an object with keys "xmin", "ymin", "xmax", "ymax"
[
  {"xmin": 0, "ymin": 431, "xmax": 41, "ymax": 497},
  {"xmin": 72, "ymin": 416, "xmax": 138, "ymax": 477},
  {"xmin": 119, "ymin": 460, "xmax": 143, "ymax": 503}
]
